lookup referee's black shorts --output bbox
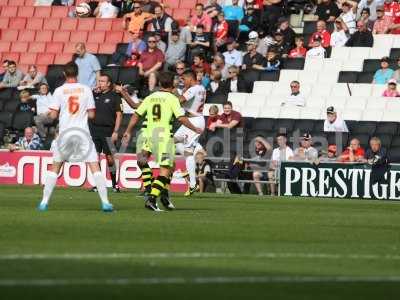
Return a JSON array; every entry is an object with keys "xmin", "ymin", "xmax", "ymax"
[{"xmin": 90, "ymin": 126, "xmax": 114, "ymax": 156}]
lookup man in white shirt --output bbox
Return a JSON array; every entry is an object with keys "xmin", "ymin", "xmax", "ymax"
[
  {"xmin": 281, "ymin": 80, "xmax": 305, "ymax": 106},
  {"xmin": 268, "ymin": 133, "xmax": 293, "ymax": 195},
  {"xmin": 340, "ymin": 2, "xmax": 357, "ymax": 34},
  {"xmin": 223, "ymin": 39, "xmax": 243, "ymax": 67},
  {"xmin": 94, "ymin": 0, "xmax": 119, "ymax": 18},
  {"xmin": 324, "ymin": 106, "xmax": 349, "ymax": 132},
  {"xmin": 293, "ymin": 133, "xmax": 319, "ymax": 162},
  {"xmin": 306, "ymin": 38, "xmax": 326, "ymax": 59},
  {"xmin": 32, "ymin": 83, "xmax": 54, "ymax": 139},
  {"xmin": 330, "ymin": 18, "xmax": 349, "ymax": 47}
]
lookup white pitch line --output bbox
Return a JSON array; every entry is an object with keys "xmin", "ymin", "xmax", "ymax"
[
  {"xmin": 0, "ymin": 252, "xmax": 400, "ymax": 261},
  {"xmin": 1, "ymin": 276, "xmax": 400, "ymax": 286}
]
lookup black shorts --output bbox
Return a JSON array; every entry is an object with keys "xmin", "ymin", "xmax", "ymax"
[{"xmin": 90, "ymin": 126, "xmax": 114, "ymax": 155}]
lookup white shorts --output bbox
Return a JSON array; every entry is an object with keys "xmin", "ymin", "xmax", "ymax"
[
  {"xmin": 174, "ymin": 116, "xmax": 205, "ymax": 153},
  {"xmin": 51, "ymin": 130, "xmax": 98, "ymax": 163}
]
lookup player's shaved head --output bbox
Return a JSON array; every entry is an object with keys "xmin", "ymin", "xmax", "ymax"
[
  {"xmin": 64, "ymin": 62, "xmax": 79, "ymax": 78},
  {"xmin": 183, "ymin": 70, "xmax": 196, "ymax": 80},
  {"xmin": 158, "ymin": 71, "xmax": 175, "ymax": 89}
]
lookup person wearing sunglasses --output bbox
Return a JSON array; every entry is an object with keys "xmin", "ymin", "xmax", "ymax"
[
  {"xmin": 138, "ymin": 34, "xmax": 165, "ymax": 77},
  {"xmin": 123, "ymin": 1, "xmax": 154, "ymax": 33}
]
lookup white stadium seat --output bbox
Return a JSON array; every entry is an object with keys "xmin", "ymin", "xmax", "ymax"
[
  {"xmin": 371, "ymin": 84, "xmax": 387, "ymax": 97},
  {"xmin": 252, "ymin": 81, "xmax": 274, "ymax": 94},
  {"xmin": 299, "ymin": 70, "xmax": 319, "ymax": 84},
  {"xmin": 306, "ymin": 95, "xmax": 326, "ymax": 108},
  {"xmin": 350, "ymin": 84, "xmax": 372, "ymax": 97},
  {"xmin": 345, "ymin": 96, "xmax": 367, "ymax": 110},
  {"xmin": 349, "ymin": 47, "xmax": 371, "ymax": 59},
  {"xmin": 279, "ymin": 70, "xmax": 300, "ymax": 83},
  {"xmin": 270, "ymin": 82, "xmax": 291, "ymax": 95},
  {"xmin": 299, "ymin": 107, "xmax": 322, "ymax": 119},
  {"xmin": 311, "ymin": 84, "xmax": 332, "ymax": 96},
  {"xmin": 279, "ymin": 106, "xmax": 301, "ymax": 119},
  {"xmin": 322, "ymin": 59, "xmax": 343, "ymax": 71},
  {"xmin": 260, "ymin": 105, "xmax": 280, "ymax": 118},
  {"xmin": 331, "ymin": 83, "xmax": 352, "ymax": 97},
  {"xmin": 317, "ymin": 70, "xmax": 339, "ymax": 83},
  {"xmin": 304, "ymin": 58, "xmax": 324, "ymax": 71},
  {"xmin": 341, "ymin": 59, "xmax": 364, "ymax": 72},
  {"xmin": 374, "ymin": 34, "xmax": 394, "ymax": 48},
  {"xmin": 342, "ymin": 109, "xmax": 363, "ymax": 121},
  {"xmin": 386, "ymin": 100, "xmax": 400, "ymax": 111},
  {"xmin": 242, "ymin": 106, "xmax": 260, "ymax": 118},
  {"xmin": 228, "ymin": 92, "xmax": 248, "ymax": 107},
  {"xmin": 331, "ymin": 47, "xmax": 350, "ymax": 60},
  {"xmin": 325, "ymin": 96, "xmax": 347, "ymax": 109},
  {"xmin": 369, "ymin": 47, "xmax": 390, "ymax": 59},
  {"xmin": 382, "ymin": 110, "xmax": 399, "ymax": 122},
  {"xmin": 246, "ymin": 94, "xmax": 267, "ymax": 107},
  {"xmin": 366, "ymin": 97, "xmax": 387, "ymax": 109},
  {"xmin": 362, "ymin": 109, "xmax": 384, "ymax": 121},
  {"xmin": 266, "ymin": 95, "xmax": 287, "ymax": 107}
]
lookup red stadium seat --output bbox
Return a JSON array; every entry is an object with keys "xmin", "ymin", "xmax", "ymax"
[
  {"xmin": 25, "ymin": 0, "xmax": 35, "ymax": 5},
  {"xmin": 13, "ymin": 0, "xmax": 25, "ymax": 5},
  {"xmin": 111, "ymin": 19, "xmax": 123, "ymax": 31},
  {"xmin": 163, "ymin": 0, "xmax": 180, "ymax": 9},
  {"xmin": 0, "ymin": 41, "xmax": 11, "ymax": 52},
  {"xmin": 0, "ymin": 17, "xmax": 9, "ymax": 29},
  {"xmin": 18, "ymin": 64, "xmax": 29, "ymax": 74},
  {"xmin": 36, "ymin": 53, "xmax": 55, "ymax": 65},
  {"xmin": 36, "ymin": 64, "xmax": 48, "ymax": 75},
  {"xmin": 9, "ymin": 17, "xmax": 26, "ymax": 30},
  {"xmin": 172, "ymin": 8, "xmax": 191, "ymax": 21},
  {"xmin": 52, "ymin": 30, "xmax": 71, "ymax": 42},
  {"xmin": 59, "ymin": 18, "xmax": 77, "ymax": 31},
  {"xmin": 165, "ymin": 8, "xmax": 172, "ymax": 15},
  {"xmin": 77, "ymin": 18, "xmax": 95, "ymax": 31},
  {"xmin": 2, "ymin": 52, "xmax": 20, "ymax": 63},
  {"xmin": 11, "ymin": 42, "xmax": 28, "ymax": 53},
  {"xmin": 123, "ymin": 31, "xmax": 131, "ymax": 43},
  {"xmin": 17, "ymin": 6, "xmax": 34, "ymax": 18},
  {"xmin": 70, "ymin": 31, "xmax": 88, "ymax": 43},
  {"xmin": 105, "ymin": 31, "xmax": 123, "ymax": 43},
  {"xmin": 51, "ymin": 6, "xmax": 68, "ymax": 18},
  {"xmin": 180, "ymin": 0, "xmax": 197, "ymax": 9},
  {"xmin": 35, "ymin": 30, "xmax": 53, "ymax": 42},
  {"xmin": 43, "ymin": 18, "xmax": 60, "ymax": 30},
  {"xmin": 54, "ymin": 53, "xmax": 73, "ymax": 65},
  {"xmin": 98, "ymin": 43, "xmax": 116, "ymax": 54},
  {"xmin": 18, "ymin": 30, "xmax": 36, "ymax": 42},
  {"xmin": 0, "ymin": 0, "xmax": 8, "ymax": 5},
  {"xmin": 26, "ymin": 18, "xmax": 44, "ymax": 30},
  {"xmin": 1, "ymin": 6, "xmax": 18, "ymax": 17},
  {"xmin": 2, "ymin": 29, "xmax": 19, "ymax": 42},
  {"xmin": 28, "ymin": 42, "xmax": 46, "ymax": 53},
  {"xmin": 87, "ymin": 31, "xmax": 105, "ymax": 44},
  {"xmin": 45, "ymin": 42, "xmax": 64, "ymax": 54},
  {"xmin": 34, "ymin": 7, "xmax": 51, "ymax": 18},
  {"xmin": 63, "ymin": 42, "xmax": 76, "ymax": 54},
  {"xmin": 19, "ymin": 53, "xmax": 36, "ymax": 65},
  {"xmin": 95, "ymin": 19, "xmax": 112, "ymax": 31},
  {"xmin": 86, "ymin": 43, "xmax": 99, "ymax": 54}
]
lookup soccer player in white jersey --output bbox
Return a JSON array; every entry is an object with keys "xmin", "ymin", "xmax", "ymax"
[
  {"xmin": 174, "ymin": 70, "xmax": 206, "ymax": 196},
  {"xmin": 37, "ymin": 62, "xmax": 113, "ymax": 212}
]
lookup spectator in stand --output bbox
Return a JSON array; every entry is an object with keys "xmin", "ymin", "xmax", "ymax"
[
  {"xmin": 8, "ymin": 127, "xmax": 42, "ymax": 152},
  {"xmin": 111, "ymin": 30, "xmax": 146, "ymax": 66},
  {"xmin": 373, "ymin": 6, "xmax": 392, "ymax": 33},
  {"xmin": 208, "ymin": 101, "xmax": 242, "ymax": 131},
  {"xmin": 268, "ymin": 133, "xmax": 293, "ymax": 196},
  {"xmin": 385, "ymin": 0, "xmax": 400, "ymax": 34},
  {"xmin": 345, "ymin": 20, "xmax": 374, "ymax": 47},
  {"xmin": 18, "ymin": 65, "xmax": 47, "ymax": 90},
  {"xmin": 195, "ymin": 67, "xmax": 211, "ymax": 89},
  {"xmin": 373, "ymin": 57, "xmax": 394, "ymax": 84},
  {"xmin": 35, "ymin": 0, "xmax": 53, "ymax": 5},
  {"xmin": 340, "ymin": 1, "xmax": 357, "ymax": 34},
  {"xmin": 276, "ymin": 17, "xmax": 296, "ymax": 50},
  {"xmin": 272, "ymin": 31, "xmax": 290, "ymax": 58},
  {"xmin": 206, "ymin": 104, "xmax": 220, "ymax": 130},
  {"xmin": 0, "ymin": 60, "xmax": 9, "ymax": 82},
  {"xmin": 138, "ymin": 34, "xmax": 164, "ymax": 77},
  {"xmin": 242, "ymin": 40, "xmax": 265, "ymax": 71},
  {"xmin": 359, "ymin": 8, "xmax": 375, "ymax": 31},
  {"xmin": 316, "ymin": 0, "xmax": 341, "ymax": 22},
  {"xmin": 192, "ymin": 54, "xmax": 211, "ymax": 75},
  {"xmin": 190, "ymin": 25, "xmax": 211, "ymax": 60},
  {"xmin": 223, "ymin": 0, "xmax": 244, "ymax": 24},
  {"xmin": 213, "ymin": 12, "xmax": 229, "ymax": 51},
  {"xmin": 338, "ymin": 138, "xmax": 366, "ymax": 162},
  {"xmin": 52, "ymin": 0, "xmax": 74, "ymax": 6},
  {"xmin": 281, "ymin": 80, "xmax": 305, "ymax": 107},
  {"xmin": 248, "ymin": 31, "xmax": 272, "ymax": 57},
  {"xmin": 154, "ymin": 31, "xmax": 166, "ymax": 53},
  {"xmin": 238, "ymin": 5, "xmax": 260, "ymax": 42},
  {"xmin": 252, "ymin": 136, "xmax": 272, "ymax": 196},
  {"xmin": 324, "ymin": 106, "xmax": 349, "ymax": 132},
  {"xmin": 179, "ymin": 17, "xmax": 195, "ymax": 44},
  {"xmin": 293, "ymin": 133, "xmax": 318, "ymax": 162},
  {"xmin": 382, "ymin": 79, "xmax": 400, "ymax": 96},
  {"xmin": 319, "ymin": 144, "xmax": 338, "ymax": 162},
  {"xmin": 253, "ymin": 49, "xmax": 281, "ymax": 72},
  {"xmin": 306, "ymin": 37, "xmax": 326, "ymax": 59},
  {"xmin": 289, "ymin": 37, "xmax": 307, "ymax": 58},
  {"xmin": 0, "ymin": 61, "xmax": 24, "ymax": 90},
  {"xmin": 165, "ymin": 31, "xmax": 186, "ymax": 70},
  {"xmin": 191, "ymin": 3, "xmax": 213, "ymax": 32},
  {"xmin": 391, "ymin": 58, "xmax": 400, "ymax": 82},
  {"xmin": 225, "ymin": 65, "xmax": 247, "ymax": 92},
  {"xmin": 308, "ymin": 20, "xmax": 331, "ymax": 48},
  {"xmin": 223, "ymin": 39, "xmax": 243, "ymax": 67},
  {"xmin": 113, "ymin": 0, "xmax": 135, "ymax": 18},
  {"xmin": 330, "ymin": 18, "xmax": 349, "ymax": 47},
  {"xmin": 123, "ymin": 2, "xmax": 154, "ymax": 34},
  {"xmin": 207, "ymin": 70, "xmax": 228, "ymax": 97},
  {"xmin": 195, "ymin": 150, "xmax": 216, "ymax": 193},
  {"xmin": 357, "ymin": 0, "xmax": 378, "ymax": 21},
  {"xmin": 17, "ymin": 90, "xmax": 36, "ymax": 114},
  {"xmin": 262, "ymin": 0, "xmax": 284, "ymax": 34},
  {"xmin": 32, "ymin": 83, "xmax": 54, "ymax": 139},
  {"xmin": 205, "ymin": 0, "xmax": 222, "ymax": 19},
  {"xmin": 94, "ymin": 0, "xmax": 119, "ymax": 18},
  {"xmin": 148, "ymin": 5, "xmax": 174, "ymax": 40},
  {"xmin": 75, "ymin": 43, "xmax": 101, "ymax": 88},
  {"xmin": 211, "ymin": 53, "xmax": 229, "ymax": 79},
  {"xmin": 362, "ymin": 137, "xmax": 389, "ymax": 171},
  {"xmin": 138, "ymin": 72, "xmax": 159, "ymax": 98},
  {"xmin": 141, "ymin": 0, "xmax": 158, "ymax": 13}
]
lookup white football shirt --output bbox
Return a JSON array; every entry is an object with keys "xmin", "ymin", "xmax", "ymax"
[
  {"xmin": 324, "ymin": 117, "xmax": 349, "ymax": 132},
  {"xmin": 182, "ymin": 84, "xmax": 206, "ymax": 117},
  {"xmin": 50, "ymin": 82, "xmax": 95, "ymax": 133}
]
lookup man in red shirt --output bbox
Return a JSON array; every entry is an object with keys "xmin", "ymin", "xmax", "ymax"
[
  {"xmin": 138, "ymin": 34, "xmax": 165, "ymax": 77},
  {"xmin": 209, "ymin": 101, "xmax": 242, "ymax": 131},
  {"xmin": 385, "ymin": 0, "xmax": 400, "ymax": 33},
  {"xmin": 308, "ymin": 20, "xmax": 331, "ymax": 48},
  {"xmin": 338, "ymin": 138, "xmax": 365, "ymax": 162},
  {"xmin": 191, "ymin": 3, "xmax": 213, "ymax": 32}
]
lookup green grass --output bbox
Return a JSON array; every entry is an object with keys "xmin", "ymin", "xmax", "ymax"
[{"xmin": 1, "ymin": 185, "xmax": 400, "ymax": 299}]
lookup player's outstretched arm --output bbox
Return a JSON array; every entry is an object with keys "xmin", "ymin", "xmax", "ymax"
[
  {"xmin": 122, "ymin": 113, "xmax": 140, "ymax": 144},
  {"xmin": 178, "ymin": 116, "xmax": 203, "ymax": 135}
]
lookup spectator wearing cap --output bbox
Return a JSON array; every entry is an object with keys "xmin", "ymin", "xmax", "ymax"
[
  {"xmin": 0, "ymin": 61, "xmax": 24, "ymax": 90},
  {"xmin": 293, "ymin": 133, "xmax": 318, "ymax": 162},
  {"xmin": 306, "ymin": 38, "xmax": 326, "ymax": 59},
  {"xmin": 248, "ymin": 31, "xmax": 268, "ymax": 57},
  {"xmin": 281, "ymin": 80, "xmax": 305, "ymax": 107},
  {"xmin": 165, "ymin": 31, "xmax": 186, "ymax": 70},
  {"xmin": 211, "ymin": 53, "xmax": 229, "ymax": 80},
  {"xmin": 359, "ymin": 8, "xmax": 375, "ymax": 31},
  {"xmin": 191, "ymin": 3, "xmax": 213, "ymax": 32},
  {"xmin": 277, "ymin": 17, "xmax": 296, "ymax": 49},
  {"xmin": 238, "ymin": 5, "xmax": 260, "ymax": 42},
  {"xmin": 357, "ymin": 0, "xmax": 378, "ymax": 21},
  {"xmin": 242, "ymin": 40, "xmax": 265, "ymax": 71},
  {"xmin": 223, "ymin": 39, "xmax": 243, "ymax": 67},
  {"xmin": 338, "ymin": 138, "xmax": 366, "ymax": 162},
  {"xmin": 308, "ymin": 20, "xmax": 331, "ymax": 48},
  {"xmin": 330, "ymin": 18, "xmax": 349, "ymax": 47},
  {"xmin": 340, "ymin": 1, "xmax": 358, "ymax": 34},
  {"xmin": 190, "ymin": 25, "xmax": 211, "ymax": 59},
  {"xmin": 373, "ymin": 57, "xmax": 394, "ymax": 84},
  {"xmin": 382, "ymin": 79, "xmax": 400, "ymax": 96},
  {"xmin": 253, "ymin": 49, "xmax": 280, "ymax": 72},
  {"xmin": 123, "ymin": 2, "xmax": 154, "ymax": 33},
  {"xmin": 213, "ymin": 12, "xmax": 229, "ymax": 51},
  {"xmin": 225, "ymin": 65, "xmax": 248, "ymax": 93},
  {"xmin": 345, "ymin": 21, "xmax": 374, "ymax": 47},
  {"xmin": 373, "ymin": 6, "xmax": 392, "ymax": 33},
  {"xmin": 138, "ymin": 34, "xmax": 165, "ymax": 77},
  {"xmin": 209, "ymin": 101, "xmax": 243, "ymax": 131},
  {"xmin": 316, "ymin": 0, "xmax": 341, "ymax": 22},
  {"xmin": 289, "ymin": 37, "xmax": 307, "ymax": 58},
  {"xmin": 324, "ymin": 107, "xmax": 349, "ymax": 132},
  {"xmin": 271, "ymin": 31, "xmax": 291, "ymax": 58}
]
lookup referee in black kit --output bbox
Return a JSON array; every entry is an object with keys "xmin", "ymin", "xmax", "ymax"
[{"xmin": 89, "ymin": 73, "xmax": 122, "ymax": 192}]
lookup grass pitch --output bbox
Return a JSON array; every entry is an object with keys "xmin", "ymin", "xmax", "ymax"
[{"xmin": 1, "ymin": 185, "xmax": 400, "ymax": 299}]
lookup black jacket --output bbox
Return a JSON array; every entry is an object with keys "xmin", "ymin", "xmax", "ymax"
[{"xmin": 345, "ymin": 31, "xmax": 374, "ymax": 47}]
